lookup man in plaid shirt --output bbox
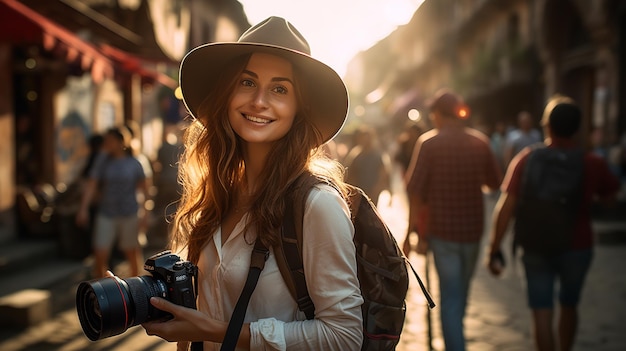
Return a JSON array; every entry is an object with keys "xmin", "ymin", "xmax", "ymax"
[{"xmin": 404, "ymin": 89, "xmax": 501, "ymax": 351}]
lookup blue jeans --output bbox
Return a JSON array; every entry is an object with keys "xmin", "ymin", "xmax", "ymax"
[{"xmin": 430, "ymin": 237, "xmax": 480, "ymax": 351}]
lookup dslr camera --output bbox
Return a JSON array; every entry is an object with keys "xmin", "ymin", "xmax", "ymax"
[{"xmin": 76, "ymin": 250, "xmax": 198, "ymax": 341}]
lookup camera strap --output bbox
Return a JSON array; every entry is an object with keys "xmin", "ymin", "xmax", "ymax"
[{"xmin": 220, "ymin": 239, "xmax": 269, "ymax": 351}]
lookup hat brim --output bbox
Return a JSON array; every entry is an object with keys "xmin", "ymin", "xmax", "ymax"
[{"xmin": 179, "ymin": 42, "xmax": 348, "ymax": 144}]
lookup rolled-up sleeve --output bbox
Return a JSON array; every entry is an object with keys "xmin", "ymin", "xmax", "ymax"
[
  {"xmin": 249, "ymin": 318, "xmax": 286, "ymax": 351},
  {"xmin": 249, "ymin": 185, "xmax": 363, "ymax": 350}
]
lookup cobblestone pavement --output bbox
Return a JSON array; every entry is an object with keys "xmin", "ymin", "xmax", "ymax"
[
  {"xmin": 1, "ymin": 171, "xmax": 625, "ymax": 351},
  {"xmin": 383, "ymin": 180, "xmax": 626, "ymax": 351}
]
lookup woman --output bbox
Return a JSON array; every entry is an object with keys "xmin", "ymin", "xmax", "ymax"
[
  {"xmin": 77, "ymin": 126, "xmax": 149, "ymax": 278},
  {"xmin": 140, "ymin": 17, "xmax": 363, "ymax": 350}
]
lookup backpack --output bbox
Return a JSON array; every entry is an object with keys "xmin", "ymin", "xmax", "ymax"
[
  {"xmin": 514, "ymin": 145, "xmax": 585, "ymax": 255},
  {"xmin": 273, "ymin": 174, "xmax": 435, "ymax": 350}
]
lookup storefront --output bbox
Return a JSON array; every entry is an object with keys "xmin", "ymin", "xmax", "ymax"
[{"xmin": 0, "ymin": 0, "xmax": 177, "ymax": 241}]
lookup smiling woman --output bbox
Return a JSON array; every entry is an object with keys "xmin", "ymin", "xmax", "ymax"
[
  {"xmin": 127, "ymin": 16, "xmax": 365, "ymax": 351},
  {"xmin": 237, "ymin": 0, "xmax": 424, "ymax": 77}
]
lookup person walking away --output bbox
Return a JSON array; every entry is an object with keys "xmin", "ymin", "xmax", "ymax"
[
  {"xmin": 504, "ymin": 111, "xmax": 542, "ymax": 166},
  {"xmin": 126, "ymin": 16, "xmax": 363, "ymax": 349},
  {"xmin": 395, "ymin": 122, "xmax": 424, "ymax": 178},
  {"xmin": 76, "ymin": 126, "xmax": 150, "ymax": 278},
  {"xmin": 344, "ymin": 125, "xmax": 391, "ymax": 206},
  {"xmin": 490, "ymin": 120, "xmax": 507, "ymax": 175},
  {"xmin": 487, "ymin": 95, "xmax": 620, "ymax": 351},
  {"xmin": 403, "ymin": 89, "xmax": 501, "ymax": 351}
]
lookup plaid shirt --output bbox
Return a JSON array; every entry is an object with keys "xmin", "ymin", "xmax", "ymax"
[{"xmin": 406, "ymin": 127, "xmax": 501, "ymax": 242}]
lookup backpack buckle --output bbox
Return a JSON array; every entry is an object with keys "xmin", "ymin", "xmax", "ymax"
[
  {"xmin": 250, "ymin": 245, "xmax": 269, "ymax": 270},
  {"xmin": 296, "ymin": 296, "xmax": 315, "ymax": 318},
  {"xmin": 253, "ymin": 246, "xmax": 270, "ymax": 260}
]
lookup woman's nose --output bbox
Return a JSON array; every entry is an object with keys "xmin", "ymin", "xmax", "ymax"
[{"xmin": 252, "ymin": 89, "xmax": 269, "ymax": 108}]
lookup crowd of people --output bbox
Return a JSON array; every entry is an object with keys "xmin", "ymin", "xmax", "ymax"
[
  {"xmin": 31, "ymin": 15, "xmax": 623, "ymax": 351},
  {"xmin": 296, "ymin": 86, "xmax": 622, "ymax": 351}
]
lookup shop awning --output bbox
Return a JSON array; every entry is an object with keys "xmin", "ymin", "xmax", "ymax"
[
  {"xmin": 0, "ymin": 0, "xmax": 177, "ymax": 87},
  {"xmin": 0, "ymin": 0, "xmax": 114, "ymax": 81},
  {"xmin": 100, "ymin": 44, "xmax": 178, "ymax": 89}
]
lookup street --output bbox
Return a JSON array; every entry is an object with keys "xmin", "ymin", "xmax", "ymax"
[{"xmin": 1, "ymin": 169, "xmax": 625, "ymax": 351}]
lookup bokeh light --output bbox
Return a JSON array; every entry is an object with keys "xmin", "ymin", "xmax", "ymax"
[{"xmin": 408, "ymin": 108, "xmax": 421, "ymax": 121}]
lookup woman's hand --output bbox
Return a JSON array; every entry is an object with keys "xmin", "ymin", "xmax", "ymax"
[{"xmin": 141, "ymin": 297, "xmax": 216, "ymax": 343}]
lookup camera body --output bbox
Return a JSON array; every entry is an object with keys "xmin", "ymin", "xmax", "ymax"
[
  {"xmin": 144, "ymin": 250, "xmax": 198, "ymax": 310},
  {"xmin": 76, "ymin": 250, "xmax": 198, "ymax": 341}
]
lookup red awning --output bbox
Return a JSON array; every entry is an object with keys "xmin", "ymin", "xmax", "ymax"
[
  {"xmin": 0, "ymin": 0, "xmax": 114, "ymax": 82},
  {"xmin": 100, "ymin": 44, "xmax": 178, "ymax": 89},
  {"xmin": 0, "ymin": 0, "xmax": 177, "ymax": 88}
]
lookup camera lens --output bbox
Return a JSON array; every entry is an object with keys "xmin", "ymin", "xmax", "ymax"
[{"xmin": 76, "ymin": 275, "xmax": 169, "ymax": 341}]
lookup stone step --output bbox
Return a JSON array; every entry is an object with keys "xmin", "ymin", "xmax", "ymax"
[
  {"xmin": 0, "ymin": 289, "xmax": 51, "ymax": 328},
  {"xmin": 0, "ymin": 257, "xmax": 89, "ymax": 296},
  {"xmin": 0, "ymin": 238, "xmax": 59, "ymax": 275},
  {"xmin": 0, "ymin": 255, "xmax": 91, "ymax": 329}
]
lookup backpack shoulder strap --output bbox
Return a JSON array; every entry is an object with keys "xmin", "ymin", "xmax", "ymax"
[
  {"xmin": 519, "ymin": 143, "xmax": 548, "ymax": 191},
  {"xmin": 273, "ymin": 173, "xmax": 320, "ymax": 320}
]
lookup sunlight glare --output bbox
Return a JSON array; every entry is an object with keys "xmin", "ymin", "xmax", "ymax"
[{"xmin": 237, "ymin": 0, "xmax": 424, "ymax": 77}]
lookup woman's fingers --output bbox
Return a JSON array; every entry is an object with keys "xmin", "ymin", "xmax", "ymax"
[
  {"xmin": 150, "ymin": 297, "xmax": 182, "ymax": 314},
  {"xmin": 141, "ymin": 299, "xmax": 210, "ymax": 342}
]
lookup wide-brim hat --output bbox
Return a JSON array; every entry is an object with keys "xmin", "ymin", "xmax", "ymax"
[{"xmin": 179, "ymin": 16, "xmax": 348, "ymax": 144}]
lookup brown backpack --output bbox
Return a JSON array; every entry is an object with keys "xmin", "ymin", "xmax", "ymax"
[{"xmin": 273, "ymin": 173, "xmax": 435, "ymax": 350}]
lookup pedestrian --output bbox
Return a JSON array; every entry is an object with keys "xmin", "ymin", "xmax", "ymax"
[
  {"xmin": 125, "ymin": 120, "xmax": 155, "ymax": 247},
  {"xmin": 403, "ymin": 88, "xmax": 501, "ymax": 351},
  {"xmin": 490, "ymin": 120, "xmax": 507, "ymax": 174},
  {"xmin": 76, "ymin": 126, "xmax": 150, "ymax": 278},
  {"xmin": 56, "ymin": 133, "xmax": 104, "ymax": 259},
  {"xmin": 487, "ymin": 95, "xmax": 620, "ymax": 351},
  {"xmin": 395, "ymin": 121, "xmax": 423, "ymax": 178},
  {"xmin": 344, "ymin": 125, "xmax": 391, "ymax": 206},
  {"xmin": 137, "ymin": 16, "xmax": 363, "ymax": 350},
  {"xmin": 504, "ymin": 111, "xmax": 542, "ymax": 166},
  {"xmin": 152, "ymin": 125, "xmax": 185, "ymax": 247}
]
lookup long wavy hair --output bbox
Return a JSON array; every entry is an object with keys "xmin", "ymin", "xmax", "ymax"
[{"xmin": 171, "ymin": 53, "xmax": 347, "ymax": 264}]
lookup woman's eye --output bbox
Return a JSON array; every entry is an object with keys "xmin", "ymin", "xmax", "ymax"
[
  {"xmin": 273, "ymin": 86, "xmax": 288, "ymax": 94},
  {"xmin": 241, "ymin": 79, "xmax": 255, "ymax": 87}
]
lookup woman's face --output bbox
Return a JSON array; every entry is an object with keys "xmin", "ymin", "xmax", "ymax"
[{"xmin": 228, "ymin": 53, "xmax": 298, "ymax": 146}]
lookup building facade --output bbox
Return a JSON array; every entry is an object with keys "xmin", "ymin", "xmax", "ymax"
[
  {"xmin": 0, "ymin": 0, "xmax": 249, "ymax": 243},
  {"xmin": 345, "ymin": 0, "xmax": 626, "ymax": 154}
]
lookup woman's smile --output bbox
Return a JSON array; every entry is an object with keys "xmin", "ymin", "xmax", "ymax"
[{"xmin": 243, "ymin": 113, "xmax": 274, "ymax": 124}]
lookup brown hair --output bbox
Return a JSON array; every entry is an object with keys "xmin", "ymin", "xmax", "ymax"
[
  {"xmin": 541, "ymin": 95, "xmax": 581, "ymax": 138},
  {"xmin": 171, "ymin": 54, "xmax": 347, "ymax": 264}
]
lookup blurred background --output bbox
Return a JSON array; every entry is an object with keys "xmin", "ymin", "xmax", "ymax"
[{"xmin": 0, "ymin": 0, "xmax": 625, "ymax": 350}]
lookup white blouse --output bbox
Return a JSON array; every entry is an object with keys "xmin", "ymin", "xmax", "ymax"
[{"xmin": 196, "ymin": 184, "xmax": 364, "ymax": 351}]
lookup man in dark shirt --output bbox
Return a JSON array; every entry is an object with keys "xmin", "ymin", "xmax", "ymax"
[{"xmin": 487, "ymin": 95, "xmax": 620, "ymax": 351}]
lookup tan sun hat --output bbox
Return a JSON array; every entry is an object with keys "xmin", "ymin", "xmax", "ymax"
[{"xmin": 179, "ymin": 16, "xmax": 348, "ymax": 144}]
